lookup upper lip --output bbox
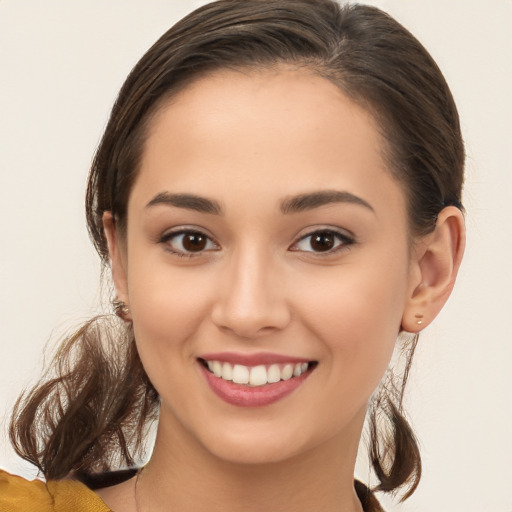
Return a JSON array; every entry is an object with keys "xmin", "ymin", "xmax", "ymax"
[{"xmin": 198, "ymin": 352, "xmax": 314, "ymax": 366}]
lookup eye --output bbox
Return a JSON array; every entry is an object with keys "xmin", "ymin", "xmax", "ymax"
[
  {"xmin": 160, "ymin": 230, "xmax": 219, "ymax": 256},
  {"xmin": 291, "ymin": 230, "xmax": 353, "ymax": 254}
]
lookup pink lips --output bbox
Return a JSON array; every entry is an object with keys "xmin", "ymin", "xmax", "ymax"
[
  {"xmin": 198, "ymin": 352, "xmax": 315, "ymax": 407},
  {"xmin": 200, "ymin": 352, "xmax": 310, "ymax": 366}
]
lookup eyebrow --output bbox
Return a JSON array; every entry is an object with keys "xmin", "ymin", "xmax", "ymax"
[
  {"xmin": 145, "ymin": 189, "xmax": 374, "ymax": 216},
  {"xmin": 280, "ymin": 190, "xmax": 374, "ymax": 214},
  {"xmin": 146, "ymin": 192, "xmax": 223, "ymax": 215}
]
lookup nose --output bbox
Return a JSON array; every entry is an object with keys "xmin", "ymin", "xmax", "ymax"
[{"xmin": 210, "ymin": 246, "xmax": 291, "ymax": 339}]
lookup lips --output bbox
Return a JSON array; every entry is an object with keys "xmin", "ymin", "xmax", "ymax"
[{"xmin": 198, "ymin": 353, "xmax": 317, "ymax": 407}]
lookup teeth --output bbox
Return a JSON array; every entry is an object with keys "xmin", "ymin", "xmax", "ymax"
[
  {"xmin": 222, "ymin": 362, "xmax": 233, "ymax": 381},
  {"xmin": 267, "ymin": 364, "xmax": 281, "ymax": 383},
  {"xmin": 204, "ymin": 360, "xmax": 311, "ymax": 386},
  {"xmin": 232, "ymin": 364, "xmax": 249, "ymax": 384},
  {"xmin": 249, "ymin": 365, "xmax": 267, "ymax": 386},
  {"xmin": 281, "ymin": 364, "xmax": 293, "ymax": 380},
  {"xmin": 212, "ymin": 361, "xmax": 222, "ymax": 378}
]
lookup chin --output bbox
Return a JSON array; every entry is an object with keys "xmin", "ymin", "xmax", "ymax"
[{"xmin": 204, "ymin": 435, "xmax": 308, "ymax": 466}]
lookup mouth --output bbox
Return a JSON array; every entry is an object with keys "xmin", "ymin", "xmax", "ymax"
[
  {"xmin": 197, "ymin": 355, "xmax": 318, "ymax": 407},
  {"xmin": 198, "ymin": 358, "xmax": 317, "ymax": 387}
]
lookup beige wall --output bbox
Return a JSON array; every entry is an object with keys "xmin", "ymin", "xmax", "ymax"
[{"xmin": 1, "ymin": 1, "xmax": 511, "ymax": 510}]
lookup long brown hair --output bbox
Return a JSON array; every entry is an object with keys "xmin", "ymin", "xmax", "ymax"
[{"xmin": 10, "ymin": 0, "xmax": 464, "ymax": 502}]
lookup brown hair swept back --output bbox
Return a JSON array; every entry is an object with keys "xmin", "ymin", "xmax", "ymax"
[{"xmin": 10, "ymin": 0, "xmax": 464, "ymax": 502}]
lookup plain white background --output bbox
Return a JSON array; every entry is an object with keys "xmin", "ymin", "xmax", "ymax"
[{"xmin": 1, "ymin": 1, "xmax": 511, "ymax": 510}]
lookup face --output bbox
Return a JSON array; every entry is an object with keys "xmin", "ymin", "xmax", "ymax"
[{"xmin": 110, "ymin": 68, "xmax": 420, "ymax": 466}]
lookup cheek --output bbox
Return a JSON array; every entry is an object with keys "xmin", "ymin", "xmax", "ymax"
[
  {"xmin": 126, "ymin": 257, "xmax": 215, "ymax": 379},
  {"xmin": 294, "ymin": 259, "xmax": 409, "ymax": 391}
]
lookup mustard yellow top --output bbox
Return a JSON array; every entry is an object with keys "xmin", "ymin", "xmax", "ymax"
[{"xmin": 0, "ymin": 470, "xmax": 111, "ymax": 512}]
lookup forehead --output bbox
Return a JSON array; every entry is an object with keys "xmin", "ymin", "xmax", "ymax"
[{"xmin": 131, "ymin": 67, "xmax": 406, "ymax": 223}]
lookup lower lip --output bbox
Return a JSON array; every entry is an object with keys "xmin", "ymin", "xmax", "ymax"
[{"xmin": 200, "ymin": 364, "xmax": 312, "ymax": 407}]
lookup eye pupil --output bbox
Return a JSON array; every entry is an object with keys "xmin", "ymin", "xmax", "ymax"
[
  {"xmin": 310, "ymin": 232, "xmax": 335, "ymax": 252},
  {"xmin": 183, "ymin": 233, "xmax": 207, "ymax": 252}
]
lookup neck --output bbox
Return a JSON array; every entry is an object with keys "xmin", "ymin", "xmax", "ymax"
[{"xmin": 139, "ymin": 411, "xmax": 366, "ymax": 512}]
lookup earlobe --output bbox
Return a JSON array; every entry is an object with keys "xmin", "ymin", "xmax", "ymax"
[
  {"xmin": 102, "ymin": 212, "xmax": 130, "ymax": 314},
  {"xmin": 401, "ymin": 206, "xmax": 465, "ymax": 332}
]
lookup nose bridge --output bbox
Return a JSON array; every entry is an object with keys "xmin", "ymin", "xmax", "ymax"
[{"xmin": 211, "ymin": 241, "xmax": 290, "ymax": 337}]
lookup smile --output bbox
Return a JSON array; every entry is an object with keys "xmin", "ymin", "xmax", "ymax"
[
  {"xmin": 201, "ymin": 359, "xmax": 312, "ymax": 386},
  {"xmin": 198, "ymin": 354, "xmax": 317, "ymax": 407}
]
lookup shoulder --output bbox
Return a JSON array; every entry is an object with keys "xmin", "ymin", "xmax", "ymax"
[
  {"xmin": 0, "ymin": 470, "xmax": 52, "ymax": 511},
  {"xmin": 0, "ymin": 469, "xmax": 112, "ymax": 512}
]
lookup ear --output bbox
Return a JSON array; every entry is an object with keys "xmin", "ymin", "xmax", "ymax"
[
  {"xmin": 102, "ymin": 212, "xmax": 130, "ymax": 309},
  {"xmin": 401, "ymin": 206, "xmax": 465, "ymax": 332}
]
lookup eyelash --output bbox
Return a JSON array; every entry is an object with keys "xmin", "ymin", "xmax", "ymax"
[
  {"xmin": 159, "ymin": 228, "xmax": 355, "ymax": 258},
  {"xmin": 290, "ymin": 229, "xmax": 355, "ymax": 256},
  {"xmin": 159, "ymin": 229, "xmax": 219, "ymax": 258}
]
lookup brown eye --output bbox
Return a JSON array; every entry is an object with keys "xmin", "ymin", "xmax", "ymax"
[
  {"xmin": 291, "ymin": 229, "xmax": 353, "ymax": 254},
  {"xmin": 310, "ymin": 232, "xmax": 336, "ymax": 252},
  {"xmin": 161, "ymin": 230, "xmax": 218, "ymax": 256},
  {"xmin": 182, "ymin": 233, "xmax": 207, "ymax": 252}
]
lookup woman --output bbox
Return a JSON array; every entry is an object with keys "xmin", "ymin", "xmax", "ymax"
[{"xmin": 0, "ymin": 1, "xmax": 465, "ymax": 511}]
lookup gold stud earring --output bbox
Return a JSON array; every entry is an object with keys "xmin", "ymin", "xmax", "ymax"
[{"xmin": 414, "ymin": 313, "xmax": 424, "ymax": 325}]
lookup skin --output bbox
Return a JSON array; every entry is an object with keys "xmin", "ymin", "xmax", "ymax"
[{"xmin": 100, "ymin": 67, "xmax": 465, "ymax": 512}]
